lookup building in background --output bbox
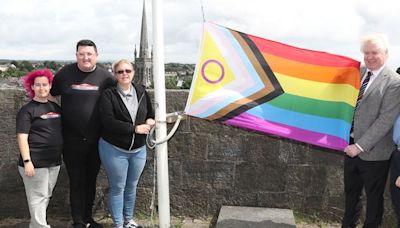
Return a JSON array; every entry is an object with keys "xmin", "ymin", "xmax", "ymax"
[{"xmin": 134, "ymin": 0, "xmax": 153, "ymax": 87}]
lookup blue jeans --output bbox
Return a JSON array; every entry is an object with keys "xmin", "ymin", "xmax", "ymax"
[{"xmin": 99, "ymin": 138, "xmax": 147, "ymax": 227}]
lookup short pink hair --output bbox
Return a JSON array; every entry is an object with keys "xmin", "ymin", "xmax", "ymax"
[{"xmin": 22, "ymin": 69, "xmax": 54, "ymax": 99}]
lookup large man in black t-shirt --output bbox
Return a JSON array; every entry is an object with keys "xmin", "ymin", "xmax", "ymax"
[{"xmin": 51, "ymin": 40, "xmax": 114, "ymax": 228}]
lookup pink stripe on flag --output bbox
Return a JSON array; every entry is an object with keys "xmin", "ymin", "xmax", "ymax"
[{"xmin": 224, "ymin": 112, "xmax": 348, "ymax": 151}]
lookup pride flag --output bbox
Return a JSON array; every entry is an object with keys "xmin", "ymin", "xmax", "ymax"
[{"xmin": 184, "ymin": 22, "xmax": 360, "ymax": 151}]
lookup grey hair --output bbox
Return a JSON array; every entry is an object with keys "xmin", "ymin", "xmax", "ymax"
[
  {"xmin": 360, "ymin": 33, "xmax": 389, "ymax": 53},
  {"xmin": 112, "ymin": 59, "xmax": 134, "ymax": 73}
]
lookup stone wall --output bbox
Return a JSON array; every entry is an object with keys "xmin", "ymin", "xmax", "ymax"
[{"xmin": 0, "ymin": 81, "xmax": 396, "ymax": 226}]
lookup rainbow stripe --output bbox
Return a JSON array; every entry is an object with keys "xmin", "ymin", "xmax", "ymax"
[{"xmin": 185, "ymin": 22, "xmax": 360, "ymax": 151}]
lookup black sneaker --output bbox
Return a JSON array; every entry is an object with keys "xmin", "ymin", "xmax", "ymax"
[{"xmin": 86, "ymin": 219, "xmax": 104, "ymax": 228}]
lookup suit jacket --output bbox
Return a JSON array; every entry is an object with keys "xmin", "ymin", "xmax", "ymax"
[{"xmin": 353, "ymin": 66, "xmax": 400, "ymax": 161}]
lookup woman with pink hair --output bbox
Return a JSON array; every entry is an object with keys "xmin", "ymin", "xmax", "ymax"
[{"xmin": 16, "ymin": 69, "xmax": 63, "ymax": 228}]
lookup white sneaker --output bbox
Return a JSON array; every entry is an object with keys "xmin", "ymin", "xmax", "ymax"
[{"xmin": 124, "ymin": 220, "xmax": 142, "ymax": 228}]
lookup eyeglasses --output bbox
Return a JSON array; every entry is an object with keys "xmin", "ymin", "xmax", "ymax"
[{"xmin": 116, "ymin": 69, "xmax": 133, "ymax": 74}]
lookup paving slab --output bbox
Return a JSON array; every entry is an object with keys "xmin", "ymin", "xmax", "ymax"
[{"xmin": 216, "ymin": 206, "xmax": 296, "ymax": 228}]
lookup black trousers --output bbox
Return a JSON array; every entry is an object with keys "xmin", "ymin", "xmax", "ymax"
[
  {"xmin": 390, "ymin": 149, "xmax": 400, "ymax": 228},
  {"xmin": 63, "ymin": 139, "xmax": 101, "ymax": 224},
  {"xmin": 342, "ymin": 156, "xmax": 390, "ymax": 228}
]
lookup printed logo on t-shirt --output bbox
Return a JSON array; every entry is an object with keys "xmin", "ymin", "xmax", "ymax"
[
  {"xmin": 71, "ymin": 84, "xmax": 99, "ymax": 91},
  {"xmin": 40, "ymin": 112, "xmax": 61, "ymax": 119}
]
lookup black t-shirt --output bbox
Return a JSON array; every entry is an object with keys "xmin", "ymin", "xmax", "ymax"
[
  {"xmin": 16, "ymin": 100, "xmax": 63, "ymax": 168},
  {"xmin": 50, "ymin": 63, "xmax": 114, "ymax": 142}
]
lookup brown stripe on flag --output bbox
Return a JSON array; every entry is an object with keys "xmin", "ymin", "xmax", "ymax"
[{"xmin": 207, "ymin": 29, "xmax": 283, "ymax": 121}]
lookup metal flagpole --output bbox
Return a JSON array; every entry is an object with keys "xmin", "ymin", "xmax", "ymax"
[{"xmin": 151, "ymin": 0, "xmax": 171, "ymax": 227}]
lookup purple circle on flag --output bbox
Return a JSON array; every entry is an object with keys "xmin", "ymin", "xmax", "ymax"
[{"xmin": 201, "ymin": 59, "xmax": 225, "ymax": 84}]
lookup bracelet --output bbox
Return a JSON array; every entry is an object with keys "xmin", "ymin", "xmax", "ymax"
[{"xmin": 23, "ymin": 159, "xmax": 30, "ymax": 163}]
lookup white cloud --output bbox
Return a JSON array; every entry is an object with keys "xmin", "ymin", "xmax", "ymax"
[{"xmin": 1, "ymin": 0, "xmax": 400, "ymax": 68}]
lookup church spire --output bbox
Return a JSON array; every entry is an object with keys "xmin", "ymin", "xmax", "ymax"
[
  {"xmin": 134, "ymin": 44, "xmax": 137, "ymax": 58},
  {"xmin": 134, "ymin": 0, "xmax": 153, "ymax": 87},
  {"xmin": 139, "ymin": 0, "xmax": 149, "ymax": 58}
]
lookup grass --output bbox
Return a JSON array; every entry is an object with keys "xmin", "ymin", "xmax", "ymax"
[{"xmin": 293, "ymin": 212, "xmax": 341, "ymax": 228}]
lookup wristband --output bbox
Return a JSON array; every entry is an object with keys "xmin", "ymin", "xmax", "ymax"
[{"xmin": 23, "ymin": 159, "xmax": 30, "ymax": 163}]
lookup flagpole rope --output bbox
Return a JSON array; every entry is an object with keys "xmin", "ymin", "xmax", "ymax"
[
  {"xmin": 150, "ymin": 152, "xmax": 157, "ymax": 226},
  {"xmin": 200, "ymin": 0, "xmax": 206, "ymax": 22},
  {"xmin": 146, "ymin": 112, "xmax": 185, "ymax": 149}
]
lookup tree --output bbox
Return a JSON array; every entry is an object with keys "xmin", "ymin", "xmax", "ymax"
[
  {"xmin": 19, "ymin": 61, "xmax": 33, "ymax": 71},
  {"xmin": 2, "ymin": 67, "xmax": 26, "ymax": 78},
  {"xmin": 10, "ymin": 60, "xmax": 19, "ymax": 68},
  {"xmin": 165, "ymin": 77, "xmax": 178, "ymax": 89},
  {"xmin": 182, "ymin": 78, "xmax": 192, "ymax": 89},
  {"xmin": 43, "ymin": 61, "xmax": 60, "ymax": 71}
]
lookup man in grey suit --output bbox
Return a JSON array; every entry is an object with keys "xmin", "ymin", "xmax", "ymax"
[{"xmin": 342, "ymin": 33, "xmax": 400, "ymax": 228}]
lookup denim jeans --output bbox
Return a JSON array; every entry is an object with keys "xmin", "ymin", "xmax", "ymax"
[{"xmin": 99, "ymin": 138, "xmax": 147, "ymax": 227}]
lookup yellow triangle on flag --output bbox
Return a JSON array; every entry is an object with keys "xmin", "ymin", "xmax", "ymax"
[{"xmin": 190, "ymin": 29, "xmax": 236, "ymax": 105}]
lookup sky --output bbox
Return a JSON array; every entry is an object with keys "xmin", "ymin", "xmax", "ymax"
[{"xmin": 1, "ymin": 0, "xmax": 400, "ymax": 68}]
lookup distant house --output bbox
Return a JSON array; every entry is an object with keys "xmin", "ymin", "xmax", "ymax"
[
  {"xmin": 165, "ymin": 71, "xmax": 178, "ymax": 77},
  {"xmin": 0, "ymin": 63, "xmax": 16, "ymax": 72}
]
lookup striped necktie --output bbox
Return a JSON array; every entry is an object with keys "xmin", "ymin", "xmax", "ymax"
[
  {"xmin": 355, "ymin": 71, "xmax": 372, "ymax": 108},
  {"xmin": 350, "ymin": 71, "xmax": 372, "ymax": 136}
]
